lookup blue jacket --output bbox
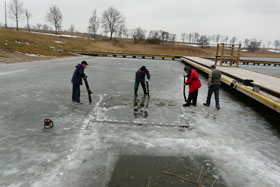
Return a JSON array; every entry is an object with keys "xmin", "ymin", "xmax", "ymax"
[
  {"xmin": 71, "ymin": 64, "xmax": 86, "ymax": 85},
  {"xmin": 135, "ymin": 69, "xmax": 151, "ymax": 82}
]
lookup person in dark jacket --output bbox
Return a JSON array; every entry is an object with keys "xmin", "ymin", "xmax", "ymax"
[
  {"xmin": 71, "ymin": 61, "xmax": 88, "ymax": 104},
  {"xmin": 183, "ymin": 66, "xmax": 201, "ymax": 107},
  {"xmin": 203, "ymin": 65, "xmax": 222, "ymax": 109},
  {"xmin": 134, "ymin": 66, "xmax": 151, "ymax": 96}
]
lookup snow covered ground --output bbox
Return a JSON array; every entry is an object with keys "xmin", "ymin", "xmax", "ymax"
[
  {"xmin": 268, "ymin": 49, "xmax": 280, "ymax": 54},
  {"xmin": 30, "ymin": 31, "xmax": 81, "ymax": 38},
  {"xmin": 0, "ymin": 56, "xmax": 280, "ymax": 187}
]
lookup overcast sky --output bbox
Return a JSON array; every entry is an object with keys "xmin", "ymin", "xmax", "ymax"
[{"xmin": 1, "ymin": 0, "xmax": 280, "ymax": 43}]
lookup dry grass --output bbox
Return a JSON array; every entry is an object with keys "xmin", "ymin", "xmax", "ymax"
[
  {"xmin": 0, "ymin": 28, "xmax": 93, "ymax": 57},
  {"xmin": 1, "ymin": 28, "xmax": 280, "ymax": 63},
  {"xmin": 84, "ymin": 39, "xmax": 214, "ymax": 57}
]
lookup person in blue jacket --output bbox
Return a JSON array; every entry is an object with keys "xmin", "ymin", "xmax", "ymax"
[
  {"xmin": 134, "ymin": 66, "xmax": 150, "ymax": 96},
  {"xmin": 71, "ymin": 61, "xmax": 88, "ymax": 104}
]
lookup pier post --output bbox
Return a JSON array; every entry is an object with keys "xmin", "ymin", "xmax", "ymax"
[
  {"xmin": 215, "ymin": 44, "xmax": 219, "ymax": 65},
  {"xmin": 220, "ymin": 43, "xmax": 225, "ymax": 66},
  {"xmin": 230, "ymin": 44, "xmax": 234, "ymax": 66},
  {"xmin": 236, "ymin": 44, "xmax": 241, "ymax": 67}
]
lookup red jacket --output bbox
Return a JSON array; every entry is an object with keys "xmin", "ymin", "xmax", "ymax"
[{"xmin": 185, "ymin": 69, "xmax": 201, "ymax": 93}]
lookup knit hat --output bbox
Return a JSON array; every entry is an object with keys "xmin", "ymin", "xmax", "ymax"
[{"xmin": 81, "ymin": 61, "xmax": 88, "ymax": 65}]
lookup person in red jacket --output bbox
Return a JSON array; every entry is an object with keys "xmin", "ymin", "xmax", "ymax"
[{"xmin": 183, "ymin": 66, "xmax": 201, "ymax": 107}]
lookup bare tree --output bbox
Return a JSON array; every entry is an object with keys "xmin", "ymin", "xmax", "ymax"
[
  {"xmin": 198, "ymin": 35, "xmax": 209, "ymax": 47},
  {"xmin": 36, "ymin": 23, "xmax": 42, "ymax": 30},
  {"xmin": 210, "ymin": 35, "xmax": 216, "ymax": 45},
  {"xmin": 274, "ymin": 40, "xmax": 280, "ymax": 49},
  {"xmin": 8, "ymin": 0, "xmax": 24, "ymax": 30},
  {"xmin": 5, "ymin": 0, "xmax": 8, "ymax": 28},
  {"xmin": 215, "ymin": 34, "xmax": 221, "ymax": 44},
  {"xmin": 46, "ymin": 5, "xmax": 63, "ymax": 34},
  {"xmin": 181, "ymin": 33, "xmax": 186, "ymax": 42},
  {"xmin": 117, "ymin": 24, "xmax": 127, "ymax": 38},
  {"xmin": 147, "ymin": 30, "xmax": 161, "ymax": 44},
  {"xmin": 122, "ymin": 25, "xmax": 130, "ymax": 38},
  {"xmin": 160, "ymin": 30, "xmax": 169, "ymax": 45},
  {"xmin": 169, "ymin": 34, "xmax": 176, "ymax": 44},
  {"xmin": 244, "ymin": 38, "xmax": 250, "ymax": 47},
  {"xmin": 207, "ymin": 35, "xmax": 213, "ymax": 45},
  {"xmin": 223, "ymin": 35, "xmax": 229, "ymax": 44},
  {"xmin": 42, "ymin": 24, "xmax": 49, "ymax": 30},
  {"xmin": 101, "ymin": 7, "xmax": 125, "ymax": 40},
  {"xmin": 25, "ymin": 9, "xmax": 31, "ymax": 32},
  {"xmin": 267, "ymin": 41, "xmax": 271, "ymax": 49},
  {"xmin": 69, "ymin": 23, "xmax": 75, "ymax": 33},
  {"xmin": 187, "ymin": 33, "xmax": 192, "ymax": 42},
  {"xmin": 194, "ymin": 32, "xmax": 200, "ymax": 43},
  {"xmin": 132, "ymin": 27, "xmax": 146, "ymax": 43},
  {"xmin": 246, "ymin": 39, "xmax": 261, "ymax": 52},
  {"xmin": 88, "ymin": 10, "xmax": 100, "ymax": 38},
  {"xmin": 230, "ymin": 36, "xmax": 237, "ymax": 45}
]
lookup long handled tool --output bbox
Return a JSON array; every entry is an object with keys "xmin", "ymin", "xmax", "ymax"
[
  {"xmin": 183, "ymin": 75, "xmax": 187, "ymax": 102},
  {"xmin": 146, "ymin": 80, "xmax": 150, "ymax": 98},
  {"xmin": 83, "ymin": 77, "xmax": 93, "ymax": 103}
]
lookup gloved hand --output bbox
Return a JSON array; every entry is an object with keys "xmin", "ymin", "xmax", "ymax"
[{"xmin": 146, "ymin": 79, "xmax": 150, "ymax": 82}]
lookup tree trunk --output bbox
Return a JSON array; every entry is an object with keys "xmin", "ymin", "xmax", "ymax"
[{"xmin": 110, "ymin": 32, "xmax": 113, "ymax": 40}]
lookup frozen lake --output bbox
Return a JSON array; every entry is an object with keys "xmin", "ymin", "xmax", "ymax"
[
  {"xmin": 0, "ymin": 56, "xmax": 280, "ymax": 187},
  {"xmin": 240, "ymin": 64, "xmax": 280, "ymax": 77}
]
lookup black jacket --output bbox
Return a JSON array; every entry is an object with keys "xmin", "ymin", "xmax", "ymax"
[
  {"xmin": 135, "ymin": 69, "xmax": 151, "ymax": 82},
  {"xmin": 71, "ymin": 64, "xmax": 85, "ymax": 85}
]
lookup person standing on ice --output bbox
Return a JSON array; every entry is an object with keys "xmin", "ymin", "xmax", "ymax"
[
  {"xmin": 71, "ymin": 61, "xmax": 88, "ymax": 104},
  {"xmin": 203, "ymin": 65, "xmax": 221, "ymax": 109},
  {"xmin": 183, "ymin": 66, "xmax": 201, "ymax": 107},
  {"xmin": 134, "ymin": 66, "xmax": 150, "ymax": 96}
]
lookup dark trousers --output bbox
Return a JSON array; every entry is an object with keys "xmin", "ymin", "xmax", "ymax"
[
  {"xmin": 72, "ymin": 84, "xmax": 80, "ymax": 102},
  {"xmin": 206, "ymin": 85, "xmax": 220, "ymax": 108},
  {"xmin": 134, "ymin": 80, "xmax": 147, "ymax": 94},
  {"xmin": 187, "ymin": 89, "xmax": 198, "ymax": 105}
]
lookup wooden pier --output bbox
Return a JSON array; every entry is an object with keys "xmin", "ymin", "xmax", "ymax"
[
  {"xmin": 181, "ymin": 56, "xmax": 280, "ymax": 113},
  {"xmin": 74, "ymin": 51, "xmax": 280, "ymax": 66},
  {"xmin": 205, "ymin": 57, "xmax": 280, "ymax": 67},
  {"xmin": 74, "ymin": 51, "xmax": 181, "ymax": 61}
]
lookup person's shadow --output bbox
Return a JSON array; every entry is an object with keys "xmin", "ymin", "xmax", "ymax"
[{"xmin": 133, "ymin": 95, "xmax": 149, "ymax": 118}]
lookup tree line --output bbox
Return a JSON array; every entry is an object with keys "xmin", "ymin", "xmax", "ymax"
[{"xmin": 2, "ymin": 0, "xmax": 280, "ymax": 52}]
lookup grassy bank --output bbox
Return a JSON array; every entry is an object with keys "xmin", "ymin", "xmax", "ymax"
[{"xmin": 1, "ymin": 28, "xmax": 280, "ymax": 63}]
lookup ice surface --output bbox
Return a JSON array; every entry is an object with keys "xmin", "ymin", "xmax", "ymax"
[{"xmin": 0, "ymin": 56, "xmax": 280, "ymax": 187}]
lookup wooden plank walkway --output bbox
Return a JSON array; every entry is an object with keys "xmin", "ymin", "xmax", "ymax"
[
  {"xmin": 181, "ymin": 56, "xmax": 280, "ymax": 113},
  {"xmin": 205, "ymin": 57, "xmax": 280, "ymax": 66},
  {"xmin": 74, "ymin": 51, "xmax": 181, "ymax": 60}
]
